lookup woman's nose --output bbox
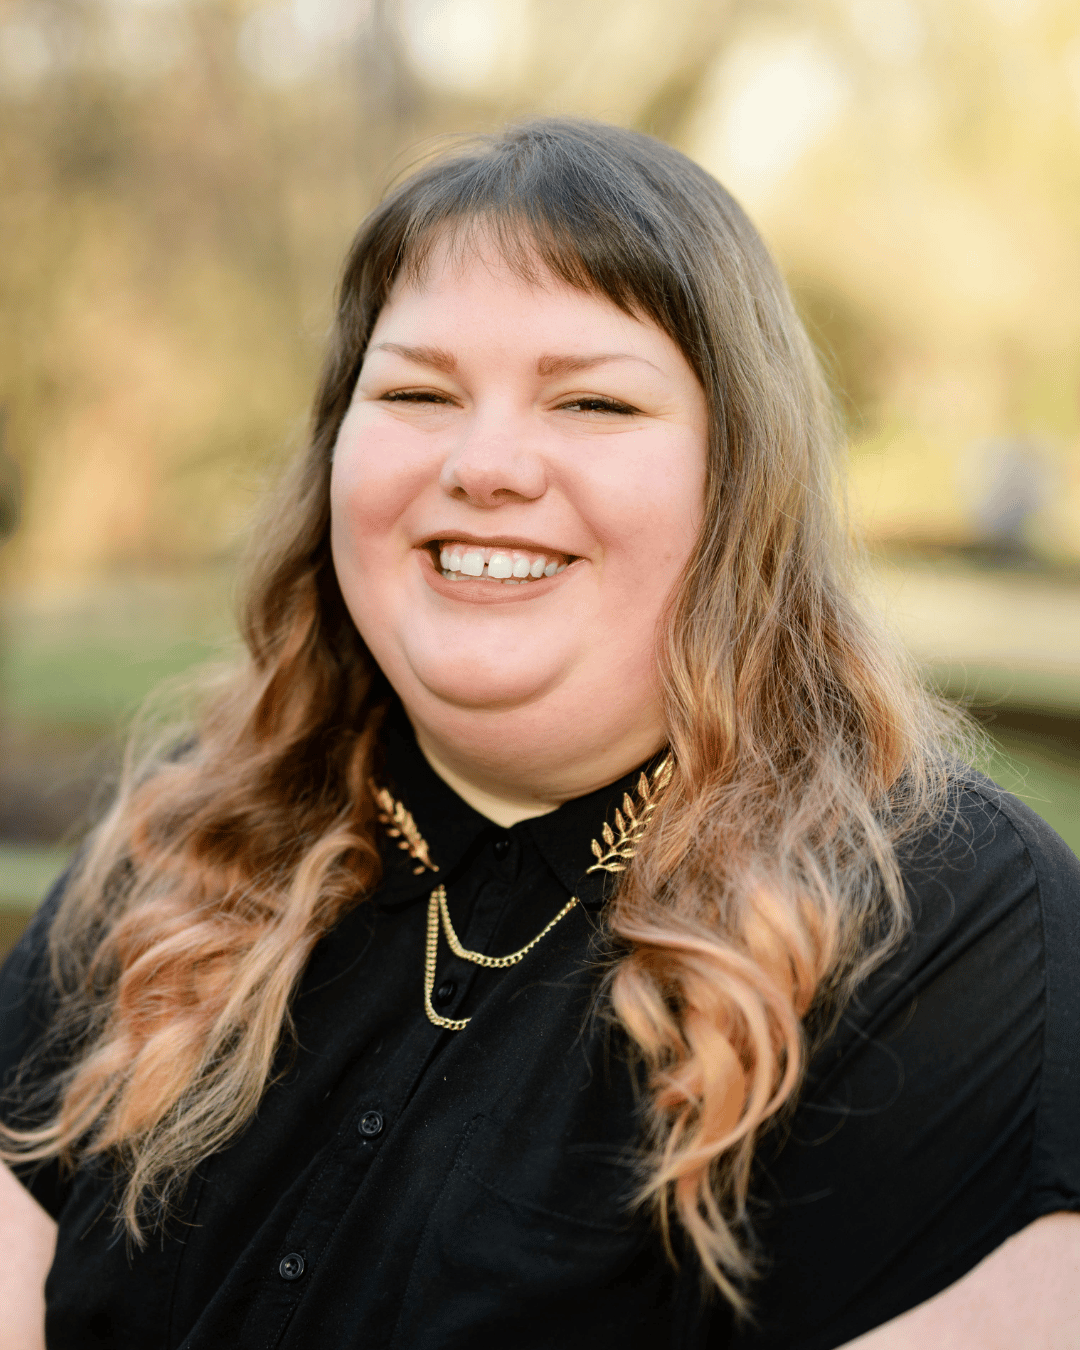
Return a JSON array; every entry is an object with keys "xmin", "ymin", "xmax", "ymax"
[{"xmin": 438, "ymin": 410, "xmax": 547, "ymax": 507}]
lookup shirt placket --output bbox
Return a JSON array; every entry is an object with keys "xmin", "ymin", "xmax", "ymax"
[{"xmin": 234, "ymin": 858, "xmax": 517, "ymax": 1350}]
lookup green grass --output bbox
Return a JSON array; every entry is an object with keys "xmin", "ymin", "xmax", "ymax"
[
  {"xmin": 984, "ymin": 729, "xmax": 1080, "ymax": 857},
  {"xmin": 931, "ymin": 664, "xmax": 1080, "ymax": 717},
  {"xmin": 1, "ymin": 568, "xmax": 239, "ymax": 728},
  {"xmin": 0, "ymin": 844, "xmax": 73, "ymax": 957},
  {"xmin": 0, "ymin": 844, "xmax": 74, "ymax": 912},
  {"xmin": 2, "ymin": 637, "xmax": 226, "ymax": 726}
]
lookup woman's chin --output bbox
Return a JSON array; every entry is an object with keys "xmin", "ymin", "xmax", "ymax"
[
  {"xmin": 392, "ymin": 653, "xmax": 567, "ymax": 716},
  {"xmin": 412, "ymin": 671, "xmax": 557, "ymax": 714}
]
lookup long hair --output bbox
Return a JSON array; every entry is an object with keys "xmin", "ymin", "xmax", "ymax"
[{"xmin": 1, "ymin": 119, "xmax": 964, "ymax": 1309}]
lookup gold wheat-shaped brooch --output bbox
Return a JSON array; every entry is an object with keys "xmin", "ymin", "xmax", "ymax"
[
  {"xmin": 372, "ymin": 784, "xmax": 440, "ymax": 875},
  {"xmin": 585, "ymin": 754, "xmax": 673, "ymax": 875}
]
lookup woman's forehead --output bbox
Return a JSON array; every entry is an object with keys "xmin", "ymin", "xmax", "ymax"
[{"xmin": 395, "ymin": 219, "xmax": 574, "ymax": 299}]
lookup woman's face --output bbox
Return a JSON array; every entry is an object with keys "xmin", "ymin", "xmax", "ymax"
[{"xmin": 330, "ymin": 234, "xmax": 708, "ymax": 802}]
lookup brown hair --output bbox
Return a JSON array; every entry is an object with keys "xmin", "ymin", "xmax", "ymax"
[{"xmin": 2, "ymin": 118, "xmax": 964, "ymax": 1310}]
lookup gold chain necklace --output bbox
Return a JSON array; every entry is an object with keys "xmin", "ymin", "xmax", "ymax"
[
  {"xmin": 423, "ymin": 886, "xmax": 581, "ymax": 1030},
  {"xmin": 373, "ymin": 756, "xmax": 672, "ymax": 1032}
]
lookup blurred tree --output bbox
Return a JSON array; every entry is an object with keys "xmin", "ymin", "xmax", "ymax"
[{"xmin": 0, "ymin": 413, "xmax": 19, "ymax": 542}]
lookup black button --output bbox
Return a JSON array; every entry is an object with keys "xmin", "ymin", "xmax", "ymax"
[
  {"xmin": 434, "ymin": 979, "xmax": 456, "ymax": 1005},
  {"xmin": 358, "ymin": 1110, "xmax": 384, "ymax": 1138},
  {"xmin": 279, "ymin": 1252, "xmax": 305, "ymax": 1281},
  {"xmin": 492, "ymin": 837, "xmax": 511, "ymax": 859}
]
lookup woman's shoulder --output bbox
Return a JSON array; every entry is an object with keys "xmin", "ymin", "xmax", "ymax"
[
  {"xmin": 893, "ymin": 766, "xmax": 1079, "ymax": 1009},
  {"xmin": 862, "ymin": 764, "xmax": 1079, "ymax": 1110},
  {"xmin": 733, "ymin": 770, "xmax": 1080, "ymax": 1349},
  {"xmin": 899, "ymin": 764, "xmax": 1079, "ymax": 901},
  {"xmin": 914, "ymin": 767, "xmax": 1080, "ymax": 1212},
  {"xmin": 829, "ymin": 765, "xmax": 1080, "ymax": 1080}
]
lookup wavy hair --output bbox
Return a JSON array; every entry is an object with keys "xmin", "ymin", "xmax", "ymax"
[{"xmin": 2, "ymin": 119, "xmax": 964, "ymax": 1310}]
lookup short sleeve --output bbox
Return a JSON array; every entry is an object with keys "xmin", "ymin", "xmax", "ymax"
[
  {"xmin": 991, "ymin": 789, "xmax": 1080, "ymax": 1217},
  {"xmin": 728, "ymin": 775, "xmax": 1080, "ymax": 1350},
  {"xmin": 0, "ymin": 871, "xmax": 73, "ymax": 1218}
]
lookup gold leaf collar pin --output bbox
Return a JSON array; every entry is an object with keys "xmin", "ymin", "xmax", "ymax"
[
  {"xmin": 585, "ymin": 755, "xmax": 673, "ymax": 875},
  {"xmin": 372, "ymin": 784, "xmax": 439, "ymax": 875}
]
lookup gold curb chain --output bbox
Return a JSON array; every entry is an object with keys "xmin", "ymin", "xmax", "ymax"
[
  {"xmin": 424, "ymin": 886, "xmax": 580, "ymax": 1030},
  {"xmin": 375, "ymin": 755, "xmax": 672, "ymax": 1032}
]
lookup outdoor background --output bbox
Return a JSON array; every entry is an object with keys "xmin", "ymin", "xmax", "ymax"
[{"xmin": 2, "ymin": 0, "xmax": 1079, "ymax": 952}]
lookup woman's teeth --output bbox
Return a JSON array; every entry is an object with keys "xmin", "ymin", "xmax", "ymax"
[{"xmin": 436, "ymin": 543, "xmax": 570, "ymax": 583}]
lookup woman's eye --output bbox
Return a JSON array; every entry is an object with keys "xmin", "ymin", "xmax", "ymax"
[
  {"xmin": 381, "ymin": 390, "xmax": 453, "ymax": 405},
  {"xmin": 560, "ymin": 397, "xmax": 638, "ymax": 415}
]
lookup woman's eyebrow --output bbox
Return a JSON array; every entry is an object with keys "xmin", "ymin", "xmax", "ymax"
[
  {"xmin": 536, "ymin": 352, "xmax": 662, "ymax": 377},
  {"xmin": 370, "ymin": 343, "xmax": 662, "ymax": 379},
  {"xmin": 371, "ymin": 342, "xmax": 458, "ymax": 373}
]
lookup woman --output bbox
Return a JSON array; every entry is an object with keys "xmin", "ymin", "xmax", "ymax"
[{"xmin": 2, "ymin": 119, "xmax": 1078, "ymax": 1349}]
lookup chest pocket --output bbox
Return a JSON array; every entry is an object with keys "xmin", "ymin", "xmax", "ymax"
[{"xmin": 389, "ymin": 1112, "xmax": 668, "ymax": 1350}]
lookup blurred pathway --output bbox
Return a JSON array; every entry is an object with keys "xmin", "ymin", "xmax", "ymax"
[{"xmin": 866, "ymin": 558, "xmax": 1080, "ymax": 712}]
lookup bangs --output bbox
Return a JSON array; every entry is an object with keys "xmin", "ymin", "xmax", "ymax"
[{"xmin": 396, "ymin": 205, "xmax": 652, "ymax": 321}]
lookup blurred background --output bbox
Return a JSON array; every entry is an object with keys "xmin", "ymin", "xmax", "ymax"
[{"xmin": 2, "ymin": 0, "xmax": 1079, "ymax": 951}]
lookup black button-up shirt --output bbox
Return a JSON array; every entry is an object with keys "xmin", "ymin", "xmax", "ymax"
[
  {"xmin": 14, "ymin": 712, "xmax": 703, "ymax": 1348},
  {"xmin": 3, "ymin": 711, "xmax": 1080, "ymax": 1349}
]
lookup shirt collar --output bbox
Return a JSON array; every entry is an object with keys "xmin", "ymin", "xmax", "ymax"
[{"xmin": 373, "ymin": 703, "xmax": 665, "ymax": 911}]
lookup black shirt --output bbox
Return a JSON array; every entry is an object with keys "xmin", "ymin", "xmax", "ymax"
[{"xmin": 2, "ymin": 714, "xmax": 1079, "ymax": 1350}]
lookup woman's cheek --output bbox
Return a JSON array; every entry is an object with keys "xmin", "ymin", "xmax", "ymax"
[{"xmin": 331, "ymin": 422, "xmax": 427, "ymax": 543}]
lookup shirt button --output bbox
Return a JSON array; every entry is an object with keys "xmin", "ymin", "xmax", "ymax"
[
  {"xmin": 279, "ymin": 1253, "xmax": 305, "ymax": 1281},
  {"xmin": 492, "ymin": 837, "xmax": 511, "ymax": 859},
  {"xmin": 358, "ymin": 1110, "xmax": 384, "ymax": 1138},
  {"xmin": 434, "ymin": 979, "xmax": 456, "ymax": 1005}
]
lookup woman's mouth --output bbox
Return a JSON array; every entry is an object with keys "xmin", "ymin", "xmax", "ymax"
[{"xmin": 428, "ymin": 540, "xmax": 573, "ymax": 585}]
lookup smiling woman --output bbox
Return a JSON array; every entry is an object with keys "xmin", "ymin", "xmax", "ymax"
[
  {"xmin": 331, "ymin": 236, "xmax": 707, "ymax": 817},
  {"xmin": 1, "ymin": 119, "xmax": 1079, "ymax": 1350}
]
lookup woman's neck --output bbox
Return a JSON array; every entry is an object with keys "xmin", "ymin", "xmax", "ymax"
[
  {"xmin": 409, "ymin": 716, "xmax": 666, "ymax": 829},
  {"xmin": 411, "ymin": 728, "xmax": 560, "ymax": 827}
]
